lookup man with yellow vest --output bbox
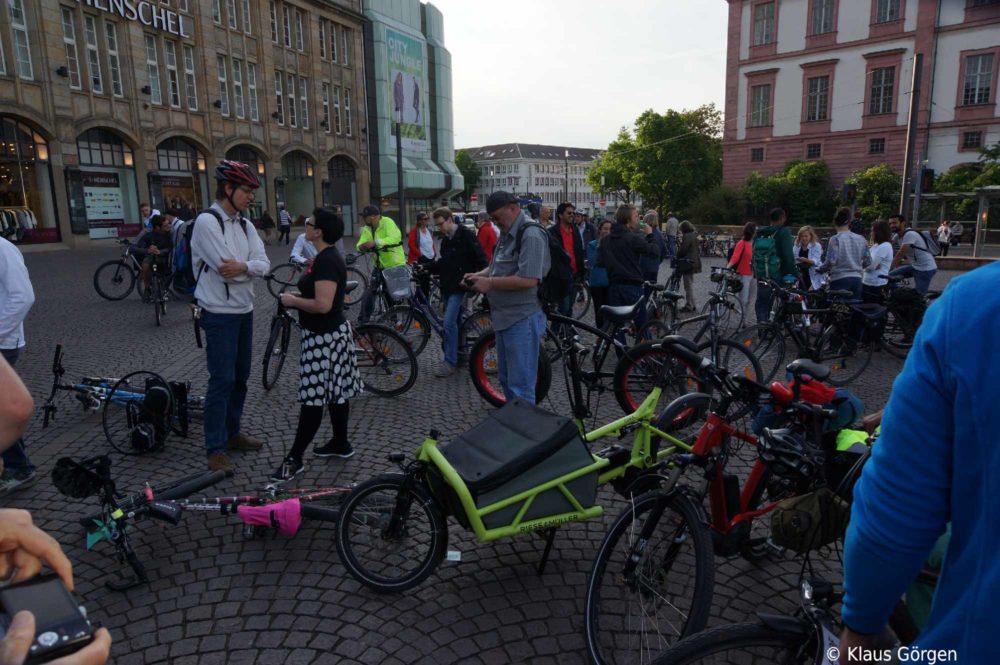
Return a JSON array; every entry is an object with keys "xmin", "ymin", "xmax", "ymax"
[{"xmin": 357, "ymin": 204, "xmax": 405, "ymax": 320}]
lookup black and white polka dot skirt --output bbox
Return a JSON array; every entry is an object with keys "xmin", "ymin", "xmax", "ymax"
[{"xmin": 298, "ymin": 322, "xmax": 363, "ymax": 406}]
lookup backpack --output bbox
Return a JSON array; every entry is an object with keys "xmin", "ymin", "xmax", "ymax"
[
  {"xmin": 751, "ymin": 225, "xmax": 782, "ymax": 279},
  {"xmin": 911, "ymin": 229, "xmax": 941, "ymax": 257},
  {"xmin": 170, "ymin": 209, "xmax": 247, "ymax": 303},
  {"xmin": 515, "ymin": 222, "xmax": 573, "ymax": 304}
]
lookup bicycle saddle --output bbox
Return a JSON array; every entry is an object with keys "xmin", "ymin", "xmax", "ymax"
[
  {"xmin": 785, "ymin": 359, "xmax": 830, "ymax": 382},
  {"xmin": 659, "ymin": 291, "xmax": 684, "ymax": 301},
  {"xmin": 599, "ymin": 302, "xmax": 643, "ymax": 324}
]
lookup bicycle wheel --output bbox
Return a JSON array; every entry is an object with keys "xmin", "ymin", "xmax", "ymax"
[
  {"xmin": 703, "ymin": 338, "xmax": 762, "ymax": 384},
  {"xmin": 730, "ymin": 323, "xmax": 786, "ymax": 384},
  {"xmin": 353, "ymin": 323, "xmax": 418, "ymax": 397},
  {"xmin": 457, "ymin": 308, "xmax": 491, "ymax": 365},
  {"xmin": 262, "ymin": 318, "xmax": 291, "ymax": 390},
  {"xmin": 267, "ymin": 262, "xmax": 304, "ymax": 298},
  {"xmin": 815, "ymin": 322, "xmax": 873, "ymax": 386},
  {"xmin": 702, "ymin": 294, "xmax": 744, "ymax": 335},
  {"xmin": 638, "ymin": 318, "xmax": 672, "ymax": 343},
  {"xmin": 335, "ymin": 473, "xmax": 448, "ymax": 593},
  {"xmin": 649, "ymin": 621, "xmax": 811, "ymax": 665},
  {"xmin": 572, "ymin": 283, "xmax": 592, "ymax": 320},
  {"xmin": 152, "ymin": 275, "xmax": 164, "ymax": 327},
  {"xmin": 376, "ymin": 305, "xmax": 431, "ymax": 356},
  {"xmin": 344, "ymin": 267, "xmax": 368, "ymax": 306},
  {"xmin": 93, "ymin": 260, "xmax": 137, "ymax": 300},
  {"xmin": 585, "ymin": 491, "xmax": 715, "ymax": 665},
  {"xmin": 612, "ymin": 342, "xmax": 703, "ymax": 415},
  {"xmin": 880, "ymin": 302, "xmax": 921, "ymax": 360},
  {"xmin": 101, "ymin": 372, "xmax": 176, "ymax": 456},
  {"xmin": 467, "ymin": 330, "xmax": 552, "ymax": 407}
]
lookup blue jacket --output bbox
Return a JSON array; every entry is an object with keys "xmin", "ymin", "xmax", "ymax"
[
  {"xmin": 587, "ymin": 239, "xmax": 608, "ymax": 287},
  {"xmin": 842, "ymin": 263, "xmax": 999, "ymax": 660}
]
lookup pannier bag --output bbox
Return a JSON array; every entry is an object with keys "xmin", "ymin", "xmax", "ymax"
[
  {"xmin": 770, "ymin": 487, "xmax": 851, "ymax": 554},
  {"xmin": 440, "ymin": 399, "xmax": 598, "ymax": 530}
]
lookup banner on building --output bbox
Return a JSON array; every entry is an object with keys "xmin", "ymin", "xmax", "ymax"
[
  {"xmin": 82, "ymin": 171, "xmax": 127, "ymax": 239},
  {"xmin": 386, "ymin": 28, "xmax": 428, "ymax": 151}
]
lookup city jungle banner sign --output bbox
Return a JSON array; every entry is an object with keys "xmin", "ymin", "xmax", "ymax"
[
  {"xmin": 386, "ymin": 28, "xmax": 428, "ymax": 151},
  {"xmin": 76, "ymin": 0, "xmax": 191, "ymax": 38}
]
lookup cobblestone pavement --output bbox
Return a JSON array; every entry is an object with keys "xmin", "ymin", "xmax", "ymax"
[{"xmin": 9, "ymin": 240, "xmax": 958, "ymax": 665}]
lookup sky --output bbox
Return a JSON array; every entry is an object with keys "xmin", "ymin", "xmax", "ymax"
[{"xmin": 428, "ymin": 0, "xmax": 730, "ymax": 151}]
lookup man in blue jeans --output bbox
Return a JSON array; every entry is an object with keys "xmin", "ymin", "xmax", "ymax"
[
  {"xmin": 0, "ymin": 232, "xmax": 37, "ymax": 494},
  {"xmin": 888, "ymin": 213, "xmax": 937, "ymax": 295},
  {"xmin": 465, "ymin": 191, "xmax": 550, "ymax": 403},
  {"xmin": 191, "ymin": 160, "xmax": 270, "ymax": 472}
]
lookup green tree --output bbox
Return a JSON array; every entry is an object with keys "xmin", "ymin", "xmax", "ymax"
[
  {"xmin": 455, "ymin": 149, "xmax": 480, "ymax": 207},
  {"xmin": 744, "ymin": 160, "xmax": 837, "ymax": 227},
  {"xmin": 929, "ymin": 162, "xmax": 981, "ymax": 220},
  {"xmin": 847, "ymin": 164, "xmax": 901, "ymax": 222},
  {"xmin": 586, "ymin": 128, "xmax": 638, "ymax": 204},
  {"xmin": 686, "ymin": 185, "xmax": 746, "ymax": 226}
]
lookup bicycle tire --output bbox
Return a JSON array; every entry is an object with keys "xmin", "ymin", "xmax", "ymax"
[
  {"xmin": 572, "ymin": 283, "xmax": 592, "ymax": 320},
  {"xmin": 335, "ymin": 473, "xmax": 448, "ymax": 593},
  {"xmin": 152, "ymin": 275, "xmax": 163, "ymax": 327},
  {"xmin": 101, "ymin": 371, "xmax": 175, "ymax": 456},
  {"xmin": 457, "ymin": 308, "xmax": 491, "ymax": 364},
  {"xmin": 731, "ymin": 323, "xmax": 787, "ymax": 384},
  {"xmin": 815, "ymin": 322, "xmax": 873, "ymax": 386},
  {"xmin": 80, "ymin": 468, "xmax": 228, "ymax": 530},
  {"xmin": 880, "ymin": 302, "xmax": 921, "ymax": 360},
  {"xmin": 376, "ymin": 305, "xmax": 431, "ymax": 356},
  {"xmin": 612, "ymin": 341, "xmax": 703, "ymax": 414},
  {"xmin": 94, "ymin": 260, "xmax": 137, "ymax": 301},
  {"xmin": 649, "ymin": 620, "xmax": 811, "ymax": 665},
  {"xmin": 702, "ymin": 293, "xmax": 744, "ymax": 335},
  {"xmin": 262, "ymin": 317, "xmax": 290, "ymax": 390},
  {"xmin": 585, "ymin": 490, "xmax": 715, "ymax": 665},
  {"xmin": 267, "ymin": 262, "xmax": 305, "ymax": 298},
  {"xmin": 353, "ymin": 323, "xmax": 418, "ymax": 397},
  {"xmin": 638, "ymin": 318, "xmax": 672, "ymax": 343},
  {"xmin": 467, "ymin": 330, "xmax": 552, "ymax": 407},
  {"xmin": 703, "ymin": 338, "xmax": 763, "ymax": 384},
  {"xmin": 344, "ymin": 267, "xmax": 368, "ymax": 306}
]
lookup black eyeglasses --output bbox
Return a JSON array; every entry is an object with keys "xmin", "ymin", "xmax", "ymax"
[{"xmin": 305, "ymin": 222, "xmax": 315, "ymax": 228}]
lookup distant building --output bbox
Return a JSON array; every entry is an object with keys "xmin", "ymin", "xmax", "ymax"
[{"xmin": 723, "ymin": 0, "xmax": 1000, "ymax": 189}]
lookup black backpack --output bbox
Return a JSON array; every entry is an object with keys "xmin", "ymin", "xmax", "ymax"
[{"xmin": 515, "ymin": 222, "xmax": 574, "ymax": 304}]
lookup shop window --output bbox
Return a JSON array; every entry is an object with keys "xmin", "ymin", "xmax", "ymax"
[
  {"xmin": 77, "ymin": 128, "xmax": 132, "ymax": 167},
  {"xmin": 1, "ymin": 118, "xmax": 56, "ymax": 243},
  {"xmin": 156, "ymin": 137, "xmax": 197, "ymax": 172}
]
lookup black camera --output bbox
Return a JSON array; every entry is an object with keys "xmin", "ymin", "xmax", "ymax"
[{"xmin": 0, "ymin": 574, "xmax": 94, "ymax": 663}]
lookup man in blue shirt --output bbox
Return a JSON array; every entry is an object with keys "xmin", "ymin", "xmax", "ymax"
[{"xmin": 839, "ymin": 263, "xmax": 998, "ymax": 662}]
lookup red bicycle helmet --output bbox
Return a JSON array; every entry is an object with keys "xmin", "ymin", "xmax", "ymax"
[{"xmin": 215, "ymin": 159, "xmax": 260, "ymax": 189}]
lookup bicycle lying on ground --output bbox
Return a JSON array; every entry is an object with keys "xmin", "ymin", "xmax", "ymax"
[
  {"xmin": 53, "ymin": 455, "xmax": 347, "ymax": 591},
  {"xmin": 41, "ymin": 344, "xmax": 204, "ymax": 456},
  {"xmin": 93, "ymin": 238, "xmax": 145, "ymax": 300}
]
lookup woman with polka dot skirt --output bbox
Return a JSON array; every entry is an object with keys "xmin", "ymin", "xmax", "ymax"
[{"xmin": 273, "ymin": 207, "xmax": 362, "ymax": 482}]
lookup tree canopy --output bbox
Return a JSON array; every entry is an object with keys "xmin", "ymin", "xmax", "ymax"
[
  {"xmin": 455, "ymin": 149, "xmax": 480, "ymax": 207},
  {"xmin": 745, "ymin": 160, "xmax": 837, "ymax": 228}
]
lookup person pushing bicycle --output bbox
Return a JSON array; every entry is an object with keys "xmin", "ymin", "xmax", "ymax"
[
  {"xmin": 356, "ymin": 204, "xmax": 405, "ymax": 321},
  {"xmin": 133, "ymin": 214, "xmax": 173, "ymax": 300}
]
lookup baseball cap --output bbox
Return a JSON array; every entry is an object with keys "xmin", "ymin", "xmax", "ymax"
[
  {"xmin": 361, "ymin": 205, "xmax": 381, "ymax": 217},
  {"xmin": 486, "ymin": 191, "xmax": 518, "ymax": 214}
]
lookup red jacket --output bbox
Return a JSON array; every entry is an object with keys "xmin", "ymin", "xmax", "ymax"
[
  {"xmin": 477, "ymin": 224, "xmax": 498, "ymax": 263},
  {"xmin": 408, "ymin": 225, "xmax": 437, "ymax": 263}
]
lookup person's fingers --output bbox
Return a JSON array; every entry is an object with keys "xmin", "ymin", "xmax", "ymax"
[
  {"xmin": 49, "ymin": 628, "xmax": 112, "ymax": 665},
  {"xmin": 8, "ymin": 548, "xmax": 42, "ymax": 585},
  {"xmin": 0, "ymin": 524, "xmax": 73, "ymax": 591},
  {"xmin": 0, "ymin": 611, "xmax": 35, "ymax": 665}
]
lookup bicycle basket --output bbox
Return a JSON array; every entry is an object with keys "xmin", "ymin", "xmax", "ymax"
[
  {"xmin": 51, "ymin": 456, "xmax": 109, "ymax": 499},
  {"xmin": 770, "ymin": 486, "xmax": 851, "ymax": 554},
  {"xmin": 382, "ymin": 265, "xmax": 413, "ymax": 302}
]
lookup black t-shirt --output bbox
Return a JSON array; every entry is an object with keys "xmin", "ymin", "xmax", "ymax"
[{"xmin": 296, "ymin": 246, "xmax": 347, "ymax": 333}]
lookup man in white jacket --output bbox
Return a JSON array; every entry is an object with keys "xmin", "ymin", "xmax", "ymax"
[{"xmin": 191, "ymin": 161, "xmax": 270, "ymax": 472}]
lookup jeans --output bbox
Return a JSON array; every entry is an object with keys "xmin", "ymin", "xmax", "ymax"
[
  {"xmin": 829, "ymin": 276, "xmax": 863, "ymax": 302},
  {"xmin": 200, "ymin": 310, "xmax": 254, "ymax": 456},
  {"xmin": 590, "ymin": 285, "xmax": 610, "ymax": 330},
  {"xmin": 557, "ymin": 282, "xmax": 577, "ymax": 319},
  {"xmin": 495, "ymin": 310, "xmax": 546, "ymax": 404},
  {"xmin": 278, "ymin": 226, "xmax": 291, "ymax": 244},
  {"xmin": 755, "ymin": 283, "xmax": 774, "ymax": 323},
  {"xmin": 738, "ymin": 274, "xmax": 757, "ymax": 314},
  {"xmin": 889, "ymin": 265, "xmax": 936, "ymax": 295},
  {"xmin": 666, "ymin": 235, "xmax": 677, "ymax": 264},
  {"xmin": 0, "ymin": 348, "xmax": 35, "ymax": 474},
  {"xmin": 442, "ymin": 293, "xmax": 463, "ymax": 367}
]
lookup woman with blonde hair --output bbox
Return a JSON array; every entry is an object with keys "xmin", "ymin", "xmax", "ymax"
[{"xmin": 794, "ymin": 225, "xmax": 824, "ymax": 291}]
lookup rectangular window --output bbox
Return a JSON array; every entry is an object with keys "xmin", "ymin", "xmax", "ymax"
[
  {"xmin": 752, "ymin": 2, "xmax": 775, "ymax": 46},
  {"xmin": 282, "ymin": 6, "xmax": 291, "ymax": 47},
  {"xmin": 84, "ymin": 16, "xmax": 103, "ymax": 93},
  {"xmin": 344, "ymin": 88, "xmax": 352, "ymax": 135},
  {"xmin": 287, "ymin": 73, "xmax": 297, "ymax": 126},
  {"xmin": 963, "ymin": 54, "xmax": 994, "ymax": 106},
  {"xmin": 299, "ymin": 77, "xmax": 309, "ymax": 128},
  {"xmin": 295, "ymin": 9, "xmax": 304, "ymax": 51},
  {"xmin": 247, "ymin": 62, "xmax": 259, "ymax": 121},
  {"xmin": 212, "ymin": 0, "xmax": 221, "ymax": 24},
  {"xmin": 164, "ymin": 41, "xmax": 181, "ymax": 107},
  {"xmin": 333, "ymin": 85, "xmax": 342, "ymax": 134},
  {"xmin": 217, "ymin": 55, "xmax": 230, "ymax": 116},
  {"xmin": 875, "ymin": 0, "xmax": 900, "ymax": 23},
  {"xmin": 61, "ymin": 9, "xmax": 82, "ymax": 89},
  {"xmin": 179, "ymin": 0, "xmax": 188, "ymax": 11},
  {"xmin": 226, "ymin": 0, "xmax": 237, "ymax": 29},
  {"xmin": 8, "ymin": 0, "xmax": 35, "ymax": 80},
  {"xmin": 330, "ymin": 22, "xmax": 338, "ymax": 62},
  {"xmin": 342, "ymin": 27, "xmax": 351, "ymax": 66},
  {"xmin": 241, "ymin": 0, "xmax": 251, "ymax": 34},
  {"xmin": 232, "ymin": 58, "xmax": 245, "ymax": 119},
  {"xmin": 751, "ymin": 147, "xmax": 765, "ymax": 162},
  {"xmin": 749, "ymin": 84, "xmax": 771, "ymax": 127},
  {"xmin": 321, "ymin": 82, "xmax": 330, "ymax": 132},
  {"xmin": 807, "ymin": 143, "xmax": 822, "ymax": 158},
  {"xmin": 869, "ymin": 138, "xmax": 886, "ymax": 154},
  {"xmin": 105, "ymin": 22, "xmax": 123, "ymax": 97},
  {"xmin": 319, "ymin": 20, "xmax": 327, "ymax": 59},
  {"xmin": 963, "ymin": 131, "xmax": 983, "ymax": 150},
  {"xmin": 811, "ymin": 0, "xmax": 834, "ymax": 34},
  {"xmin": 869, "ymin": 66, "xmax": 895, "ymax": 115},
  {"xmin": 269, "ymin": 1, "xmax": 277, "ymax": 42},
  {"xmin": 183, "ymin": 45, "xmax": 198, "ymax": 110},
  {"xmin": 274, "ymin": 70, "xmax": 284, "ymax": 124},
  {"xmin": 806, "ymin": 76, "xmax": 829, "ymax": 121},
  {"xmin": 144, "ymin": 35, "xmax": 162, "ymax": 105}
]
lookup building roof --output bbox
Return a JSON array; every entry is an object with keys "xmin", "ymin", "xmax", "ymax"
[{"xmin": 461, "ymin": 143, "xmax": 602, "ymax": 162}]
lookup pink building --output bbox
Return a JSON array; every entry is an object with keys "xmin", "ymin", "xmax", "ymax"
[{"xmin": 723, "ymin": 0, "xmax": 1000, "ymax": 189}]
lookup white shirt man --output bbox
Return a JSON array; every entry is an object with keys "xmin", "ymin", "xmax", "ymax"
[{"xmin": 290, "ymin": 233, "xmax": 318, "ymax": 264}]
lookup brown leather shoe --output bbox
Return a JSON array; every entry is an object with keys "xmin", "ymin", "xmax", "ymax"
[
  {"xmin": 226, "ymin": 434, "xmax": 263, "ymax": 451},
  {"xmin": 207, "ymin": 453, "xmax": 235, "ymax": 473}
]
